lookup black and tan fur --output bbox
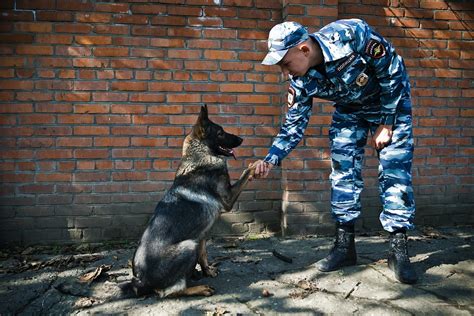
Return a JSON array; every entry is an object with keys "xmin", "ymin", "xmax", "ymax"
[{"xmin": 131, "ymin": 105, "xmax": 255, "ymax": 297}]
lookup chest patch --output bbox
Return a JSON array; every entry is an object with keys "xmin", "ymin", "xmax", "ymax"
[
  {"xmin": 287, "ymin": 87, "xmax": 295, "ymax": 108},
  {"xmin": 365, "ymin": 39, "xmax": 386, "ymax": 59},
  {"xmin": 336, "ymin": 53, "xmax": 356, "ymax": 72}
]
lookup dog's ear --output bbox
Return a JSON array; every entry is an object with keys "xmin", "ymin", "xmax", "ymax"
[
  {"xmin": 193, "ymin": 105, "xmax": 208, "ymax": 139},
  {"xmin": 199, "ymin": 104, "xmax": 208, "ymax": 121}
]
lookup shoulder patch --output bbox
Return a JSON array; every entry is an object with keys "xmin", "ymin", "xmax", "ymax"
[
  {"xmin": 365, "ymin": 39, "xmax": 386, "ymax": 59},
  {"xmin": 287, "ymin": 87, "xmax": 295, "ymax": 108}
]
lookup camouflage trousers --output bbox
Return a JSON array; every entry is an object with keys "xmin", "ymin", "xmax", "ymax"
[{"xmin": 329, "ymin": 98, "xmax": 415, "ymax": 232}]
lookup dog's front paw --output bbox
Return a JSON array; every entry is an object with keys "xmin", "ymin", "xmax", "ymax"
[
  {"xmin": 246, "ymin": 162, "xmax": 258, "ymax": 177},
  {"xmin": 202, "ymin": 265, "xmax": 218, "ymax": 278}
]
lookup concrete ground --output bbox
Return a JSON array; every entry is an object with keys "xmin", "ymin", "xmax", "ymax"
[{"xmin": 1, "ymin": 226, "xmax": 473, "ymax": 315}]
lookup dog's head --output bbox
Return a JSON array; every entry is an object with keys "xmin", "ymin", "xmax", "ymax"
[{"xmin": 191, "ymin": 105, "xmax": 243, "ymax": 159}]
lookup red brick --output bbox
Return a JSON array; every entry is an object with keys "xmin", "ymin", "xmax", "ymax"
[
  {"xmin": 75, "ymin": 149, "xmax": 109, "ymax": 159},
  {"xmin": 76, "ymin": 12, "xmax": 111, "ymax": 23},
  {"xmin": 434, "ymin": 69, "xmax": 462, "ymax": 78},
  {"xmin": 15, "ymin": 22, "xmax": 52, "ymax": 33},
  {"xmin": 74, "ymin": 126, "xmax": 110, "ymax": 135},
  {"xmin": 184, "ymin": 83, "xmax": 219, "ymax": 92},
  {"xmin": 186, "ymin": 17, "xmax": 218, "ymax": 27},
  {"xmin": 111, "ymin": 126, "xmax": 147, "ymax": 135},
  {"xmin": 111, "ymin": 59, "xmax": 147, "ymax": 69},
  {"xmin": 152, "ymin": 16, "xmax": 187, "ymax": 27},
  {"xmin": 74, "ymin": 104, "xmax": 109, "ymax": 114},
  {"xmin": 111, "ymin": 104, "xmax": 146, "ymax": 114},
  {"xmin": 168, "ymin": 6, "xmax": 201, "ymax": 16},
  {"xmin": 130, "ymin": 93, "xmax": 165, "ymax": 102},
  {"xmin": 55, "ymin": 24, "xmax": 92, "ymax": 33},
  {"xmin": 0, "ymin": 34, "xmax": 34, "ymax": 43},
  {"xmin": 94, "ymin": 3, "xmax": 129, "ymax": 13},
  {"xmin": 37, "ymin": 149, "xmax": 73, "ymax": 159},
  {"xmin": 19, "ymin": 114, "xmax": 55, "ymax": 124},
  {"xmin": 111, "ymin": 82, "xmax": 147, "ymax": 91},
  {"xmin": 36, "ymin": 34, "xmax": 73, "ymax": 44},
  {"xmin": 131, "ymin": 4, "xmax": 166, "ymax": 14},
  {"xmin": 92, "ymin": 92, "xmax": 128, "ymax": 102},
  {"xmin": 131, "ymin": 137, "xmax": 166, "ymax": 147},
  {"xmin": 167, "ymin": 94, "xmax": 201, "ymax": 103},
  {"xmin": 130, "ymin": 48, "xmax": 165, "ymax": 58},
  {"xmin": 149, "ymin": 126, "xmax": 184, "ymax": 136},
  {"xmin": 94, "ymin": 47, "xmax": 129, "ymax": 57},
  {"xmin": 36, "ymin": 11, "xmax": 74, "ymax": 21},
  {"xmin": 57, "ymin": 137, "xmax": 92, "ymax": 147},
  {"xmin": 113, "ymin": 15, "xmax": 148, "ymax": 25},
  {"xmin": 149, "ymin": 82, "xmax": 183, "ymax": 92},
  {"xmin": 220, "ymin": 83, "xmax": 253, "ymax": 93},
  {"xmin": 237, "ymin": 95, "xmax": 271, "ymax": 104},
  {"xmin": 168, "ymin": 27, "xmax": 202, "ymax": 38},
  {"xmin": 94, "ymin": 137, "xmax": 130, "ymax": 147},
  {"xmin": 94, "ymin": 25, "xmax": 129, "ymax": 35},
  {"xmin": 112, "ymin": 149, "xmax": 148, "ymax": 158},
  {"xmin": 132, "ymin": 116, "xmax": 167, "ymax": 125},
  {"xmin": 36, "ymin": 173, "xmax": 72, "ymax": 182},
  {"xmin": 75, "ymin": 36, "xmax": 112, "ymax": 45},
  {"xmin": 204, "ymin": 50, "xmax": 237, "ymax": 60},
  {"xmin": 183, "ymin": 61, "xmax": 218, "ymax": 71},
  {"xmin": 150, "ymin": 38, "xmax": 185, "ymax": 47},
  {"xmin": 132, "ymin": 26, "xmax": 167, "ymax": 37}
]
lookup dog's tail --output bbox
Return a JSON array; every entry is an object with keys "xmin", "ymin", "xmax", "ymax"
[{"xmin": 116, "ymin": 276, "xmax": 153, "ymax": 299}]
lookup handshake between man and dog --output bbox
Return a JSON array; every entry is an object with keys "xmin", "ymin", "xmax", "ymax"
[{"xmin": 129, "ymin": 105, "xmax": 257, "ymax": 298}]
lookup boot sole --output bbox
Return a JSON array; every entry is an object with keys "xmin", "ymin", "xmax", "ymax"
[{"xmin": 316, "ymin": 259, "xmax": 357, "ymax": 272}]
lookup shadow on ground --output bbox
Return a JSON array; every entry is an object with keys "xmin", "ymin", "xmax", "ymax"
[{"xmin": 0, "ymin": 226, "xmax": 472, "ymax": 315}]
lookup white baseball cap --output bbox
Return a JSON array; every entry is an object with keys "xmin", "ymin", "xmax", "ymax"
[{"xmin": 261, "ymin": 21, "xmax": 309, "ymax": 65}]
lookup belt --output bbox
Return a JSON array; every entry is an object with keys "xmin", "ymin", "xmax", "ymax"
[{"xmin": 339, "ymin": 102, "xmax": 380, "ymax": 112}]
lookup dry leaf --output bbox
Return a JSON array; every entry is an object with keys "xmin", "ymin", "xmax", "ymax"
[
  {"xmin": 79, "ymin": 264, "xmax": 111, "ymax": 283},
  {"xmin": 74, "ymin": 297, "xmax": 103, "ymax": 309}
]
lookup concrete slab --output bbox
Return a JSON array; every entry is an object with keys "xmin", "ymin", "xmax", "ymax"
[{"xmin": 1, "ymin": 227, "xmax": 472, "ymax": 315}]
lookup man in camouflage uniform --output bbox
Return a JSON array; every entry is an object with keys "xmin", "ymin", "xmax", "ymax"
[{"xmin": 252, "ymin": 19, "xmax": 417, "ymax": 284}]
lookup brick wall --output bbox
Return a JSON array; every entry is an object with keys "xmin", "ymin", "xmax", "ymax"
[{"xmin": 0, "ymin": 0, "xmax": 472, "ymax": 245}]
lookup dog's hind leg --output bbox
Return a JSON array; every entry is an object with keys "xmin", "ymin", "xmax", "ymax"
[{"xmin": 133, "ymin": 239, "xmax": 199, "ymax": 297}]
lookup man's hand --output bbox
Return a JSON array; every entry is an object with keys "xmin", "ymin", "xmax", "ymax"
[
  {"xmin": 372, "ymin": 124, "xmax": 393, "ymax": 150},
  {"xmin": 248, "ymin": 160, "xmax": 273, "ymax": 181}
]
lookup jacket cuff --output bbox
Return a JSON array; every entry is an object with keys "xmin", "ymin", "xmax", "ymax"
[
  {"xmin": 380, "ymin": 113, "xmax": 396, "ymax": 125},
  {"xmin": 264, "ymin": 154, "xmax": 280, "ymax": 167}
]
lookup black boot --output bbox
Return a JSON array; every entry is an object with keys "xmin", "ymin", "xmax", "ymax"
[
  {"xmin": 388, "ymin": 230, "xmax": 417, "ymax": 284},
  {"xmin": 315, "ymin": 223, "xmax": 357, "ymax": 272}
]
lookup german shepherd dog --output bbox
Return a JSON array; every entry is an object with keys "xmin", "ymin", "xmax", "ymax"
[{"xmin": 131, "ymin": 105, "xmax": 255, "ymax": 298}]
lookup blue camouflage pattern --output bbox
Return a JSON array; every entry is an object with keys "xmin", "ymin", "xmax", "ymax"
[
  {"xmin": 263, "ymin": 19, "xmax": 415, "ymax": 232},
  {"xmin": 330, "ymin": 98, "xmax": 415, "ymax": 232}
]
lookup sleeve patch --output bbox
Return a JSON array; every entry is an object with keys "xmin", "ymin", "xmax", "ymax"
[
  {"xmin": 365, "ymin": 39, "xmax": 386, "ymax": 59},
  {"xmin": 287, "ymin": 87, "xmax": 295, "ymax": 108}
]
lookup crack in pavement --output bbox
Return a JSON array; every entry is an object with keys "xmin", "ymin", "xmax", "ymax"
[{"xmin": 14, "ymin": 274, "xmax": 58, "ymax": 315}]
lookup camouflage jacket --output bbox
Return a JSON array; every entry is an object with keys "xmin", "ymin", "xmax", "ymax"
[{"xmin": 264, "ymin": 18, "xmax": 411, "ymax": 166}]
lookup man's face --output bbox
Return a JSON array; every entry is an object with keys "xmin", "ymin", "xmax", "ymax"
[{"xmin": 278, "ymin": 46, "xmax": 312, "ymax": 78}]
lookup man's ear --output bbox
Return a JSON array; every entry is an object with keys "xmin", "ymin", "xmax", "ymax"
[{"xmin": 299, "ymin": 43, "xmax": 310, "ymax": 55}]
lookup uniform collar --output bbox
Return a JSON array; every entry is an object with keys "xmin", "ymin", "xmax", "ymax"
[{"xmin": 310, "ymin": 32, "xmax": 354, "ymax": 62}]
